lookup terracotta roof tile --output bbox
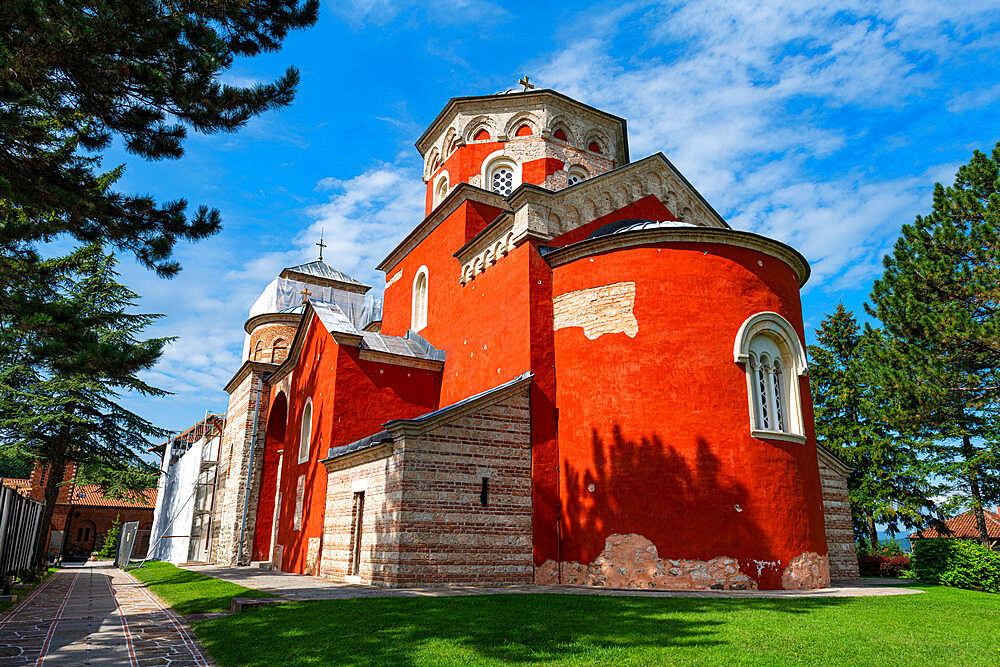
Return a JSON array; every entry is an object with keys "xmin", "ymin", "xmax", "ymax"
[
  {"xmin": 1, "ymin": 478, "xmax": 31, "ymax": 497},
  {"xmin": 69, "ymin": 485, "xmax": 157, "ymax": 508},
  {"xmin": 911, "ymin": 508, "xmax": 1000, "ymax": 539}
]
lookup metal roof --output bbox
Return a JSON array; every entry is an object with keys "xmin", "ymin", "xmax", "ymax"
[{"xmin": 282, "ymin": 261, "xmax": 370, "ymax": 289}]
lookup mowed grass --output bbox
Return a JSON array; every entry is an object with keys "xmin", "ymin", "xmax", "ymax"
[
  {"xmin": 129, "ymin": 560, "xmax": 272, "ymax": 615},
  {"xmin": 192, "ymin": 585, "xmax": 999, "ymax": 667}
]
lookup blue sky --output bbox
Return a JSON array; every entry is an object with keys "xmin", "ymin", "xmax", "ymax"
[{"xmin": 104, "ymin": 0, "xmax": 1000, "ymax": 441}]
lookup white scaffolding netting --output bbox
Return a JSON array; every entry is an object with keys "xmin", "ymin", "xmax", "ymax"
[{"xmin": 242, "ymin": 277, "xmax": 382, "ymax": 358}]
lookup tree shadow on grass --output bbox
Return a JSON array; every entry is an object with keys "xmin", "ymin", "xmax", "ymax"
[{"xmin": 193, "ymin": 593, "xmax": 851, "ymax": 666}]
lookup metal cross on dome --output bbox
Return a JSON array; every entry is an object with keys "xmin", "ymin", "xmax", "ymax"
[
  {"xmin": 299, "ymin": 287, "xmax": 313, "ymax": 303},
  {"xmin": 519, "ymin": 76, "xmax": 534, "ymax": 91},
  {"xmin": 315, "ymin": 231, "xmax": 327, "ymax": 261}
]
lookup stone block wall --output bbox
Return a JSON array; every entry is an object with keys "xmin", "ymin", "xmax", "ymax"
[
  {"xmin": 321, "ymin": 383, "xmax": 533, "ymax": 587},
  {"xmin": 818, "ymin": 454, "xmax": 859, "ymax": 578},
  {"xmin": 211, "ymin": 369, "xmax": 270, "ymax": 565},
  {"xmin": 393, "ymin": 389, "xmax": 533, "ymax": 586},
  {"xmin": 321, "ymin": 449, "xmax": 401, "ymax": 584}
]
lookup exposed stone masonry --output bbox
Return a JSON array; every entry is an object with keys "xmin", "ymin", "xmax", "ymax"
[
  {"xmin": 817, "ymin": 453, "xmax": 860, "ymax": 577},
  {"xmin": 553, "ymin": 282, "xmax": 638, "ymax": 339}
]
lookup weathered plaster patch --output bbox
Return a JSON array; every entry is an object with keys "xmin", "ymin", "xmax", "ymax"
[
  {"xmin": 781, "ymin": 552, "xmax": 830, "ymax": 590},
  {"xmin": 538, "ymin": 534, "xmax": 758, "ymax": 591},
  {"xmin": 553, "ymin": 282, "xmax": 639, "ymax": 340},
  {"xmin": 304, "ymin": 537, "xmax": 322, "ymax": 576}
]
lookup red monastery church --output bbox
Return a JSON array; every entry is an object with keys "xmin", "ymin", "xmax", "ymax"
[{"xmin": 207, "ymin": 88, "xmax": 858, "ymax": 591}]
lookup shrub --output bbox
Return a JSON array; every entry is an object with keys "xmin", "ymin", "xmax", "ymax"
[
  {"xmin": 858, "ymin": 554, "xmax": 911, "ymax": 577},
  {"xmin": 98, "ymin": 515, "xmax": 122, "ymax": 559},
  {"xmin": 912, "ymin": 539, "xmax": 1000, "ymax": 593}
]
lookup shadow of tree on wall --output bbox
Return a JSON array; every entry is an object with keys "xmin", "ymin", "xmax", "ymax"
[
  {"xmin": 560, "ymin": 425, "xmax": 782, "ymax": 588},
  {"xmin": 193, "ymin": 592, "xmax": 852, "ymax": 666}
]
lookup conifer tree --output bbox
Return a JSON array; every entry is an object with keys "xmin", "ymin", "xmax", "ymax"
[
  {"xmin": 1, "ymin": 0, "xmax": 319, "ymax": 274},
  {"xmin": 868, "ymin": 141, "xmax": 1000, "ymax": 546},
  {"xmin": 0, "ymin": 245, "xmax": 170, "ymax": 562},
  {"xmin": 808, "ymin": 304, "xmax": 936, "ymax": 550}
]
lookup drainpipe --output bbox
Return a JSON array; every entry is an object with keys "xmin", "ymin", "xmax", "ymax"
[{"xmin": 237, "ymin": 375, "xmax": 265, "ymax": 565}]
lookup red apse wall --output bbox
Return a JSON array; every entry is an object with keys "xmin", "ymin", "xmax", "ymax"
[{"xmin": 550, "ymin": 242, "xmax": 826, "ymax": 589}]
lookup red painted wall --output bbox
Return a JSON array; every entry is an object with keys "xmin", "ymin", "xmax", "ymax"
[
  {"xmin": 262, "ymin": 314, "xmax": 442, "ymax": 574},
  {"xmin": 550, "ymin": 242, "xmax": 826, "ymax": 589}
]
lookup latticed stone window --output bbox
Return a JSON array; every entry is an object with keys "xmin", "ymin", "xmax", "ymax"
[{"xmin": 491, "ymin": 165, "xmax": 514, "ymax": 195}]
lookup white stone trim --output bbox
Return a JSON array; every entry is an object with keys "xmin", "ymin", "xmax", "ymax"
[
  {"xmin": 480, "ymin": 149, "xmax": 522, "ymax": 195},
  {"xmin": 411, "ymin": 265, "xmax": 429, "ymax": 332},
  {"xmin": 298, "ymin": 397, "xmax": 314, "ymax": 464},
  {"xmin": 385, "ymin": 270, "xmax": 402, "ymax": 289},
  {"xmin": 433, "ymin": 171, "xmax": 450, "ymax": 208},
  {"xmin": 735, "ymin": 312, "xmax": 808, "ymax": 441}
]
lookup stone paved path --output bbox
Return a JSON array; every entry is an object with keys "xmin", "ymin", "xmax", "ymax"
[
  {"xmin": 183, "ymin": 564, "xmax": 924, "ymax": 601},
  {"xmin": 0, "ymin": 562, "xmax": 211, "ymax": 666}
]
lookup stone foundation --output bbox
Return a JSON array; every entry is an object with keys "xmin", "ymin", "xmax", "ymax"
[
  {"xmin": 781, "ymin": 552, "xmax": 831, "ymax": 589},
  {"xmin": 535, "ymin": 534, "xmax": 758, "ymax": 591}
]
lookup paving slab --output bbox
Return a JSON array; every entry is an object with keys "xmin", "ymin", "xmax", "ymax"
[
  {"xmin": 0, "ymin": 562, "xmax": 211, "ymax": 666},
  {"xmin": 181, "ymin": 564, "xmax": 924, "ymax": 601}
]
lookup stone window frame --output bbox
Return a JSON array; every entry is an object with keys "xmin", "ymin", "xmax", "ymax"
[
  {"xmin": 298, "ymin": 397, "xmax": 314, "ymax": 464},
  {"xmin": 433, "ymin": 171, "xmax": 449, "ymax": 208},
  {"xmin": 481, "ymin": 151, "xmax": 520, "ymax": 197},
  {"xmin": 411, "ymin": 265, "xmax": 429, "ymax": 332},
  {"xmin": 566, "ymin": 165, "xmax": 589, "ymax": 187},
  {"xmin": 733, "ymin": 311, "xmax": 808, "ymax": 444},
  {"xmin": 271, "ymin": 338, "xmax": 287, "ymax": 364}
]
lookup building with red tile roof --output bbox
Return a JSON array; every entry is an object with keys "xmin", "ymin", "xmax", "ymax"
[{"xmin": 910, "ymin": 507, "xmax": 1000, "ymax": 547}]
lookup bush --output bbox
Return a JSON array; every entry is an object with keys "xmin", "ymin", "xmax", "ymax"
[
  {"xmin": 912, "ymin": 539, "xmax": 1000, "ymax": 593},
  {"xmin": 97, "ymin": 515, "xmax": 122, "ymax": 559},
  {"xmin": 858, "ymin": 554, "xmax": 911, "ymax": 577}
]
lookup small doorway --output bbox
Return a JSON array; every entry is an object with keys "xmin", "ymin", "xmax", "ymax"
[{"xmin": 347, "ymin": 491, "xmax": 365, "ymax": 580}]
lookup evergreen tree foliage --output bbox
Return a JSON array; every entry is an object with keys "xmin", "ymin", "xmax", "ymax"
[
  {"xmin": 0, "ymin": 0, "xmax": 318, "ymax": 275},
  {"xmin": 868, "ymin": 141, "xmax": 1000, "ymax": 546},
  {"xmin": 98, "ymin": 514, "xmax": 122, "ymax": 559},
  {"xmin": 0, "ymin": 245, "xmax": 170, "ymax": 560},
  {"xmin": 808, "ymin": 304, "xmax": 937, "ymax": 550}
]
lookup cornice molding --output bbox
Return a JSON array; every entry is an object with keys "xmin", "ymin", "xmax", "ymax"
[
  {"xmin": 321, "ymin": 441, "xmax": 393, "ymax": 472},
  {"xmin": 817, "ymin": 443, "xmax": 854, "ymax": 476},
  {"xmin": 384, "ymin": 373, "xmax": 532, "ymax": 438},
  {"xmin": 243, "ymin": 312, "xmax": 302, "ymax": 335},
  {"xmin": 223, "ymin": 360, "xmax": 274, "ymax": 394},
  {"xmin": 542, "ymin": 227, "xmax": 811, "ymax": 286},
  {"xmin": 358, "ymin": 349, "xmax": 445, "ymax": 371},
  {"xmin": 376, "ymin": 184, "xmax": 510, "ymax": 273}
]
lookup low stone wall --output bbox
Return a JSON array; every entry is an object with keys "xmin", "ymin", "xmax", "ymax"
[{"xmin": 818, "ymin": 454, "xmax": 860, "ymax": 578}]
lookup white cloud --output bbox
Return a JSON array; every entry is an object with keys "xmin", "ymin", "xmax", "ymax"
[
  {"xmin": 532, "ymin": 0, "xmax": 997, "ymax": 290},
  {"xmin": 331, "ymin": 0, "xmax": 508, "ymax": 28}
]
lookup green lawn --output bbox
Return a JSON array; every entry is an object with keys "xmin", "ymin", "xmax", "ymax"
[
  {"xmin": 129, "ymin": 561, "xmax": 273, "ymax": 615},
  {"xmin": 0, "ymin": 567, "xmax": 59, "ymax": 615},
  {"xmin": 191, "ymin": 585, "xmax": 999, "ymax": 666}
]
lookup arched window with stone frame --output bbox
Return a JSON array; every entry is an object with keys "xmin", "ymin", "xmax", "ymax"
[
  {"xmin": 733, "ymin": 311, "xmax": 808, "ymax": 442},
  {"xmin": 411, "ymin": 266, "xmax": 428, "ymax": 331},
  {"xmin": 253, "ymin": 340, "xmax": 264, "ymax": 361},
  {"xmin": 567, "ymin": 165, "xmax": 589, "ymax": 187},
  {"xmin": 298, "ymin": 398, "xmax": 313, "ymax": 464},
  {"xmin": 434, "ymin": 173, "xmax": 449, "ymax": 208},
  {"xmin": 271, "ymin": 338, "xmax": 287, "ymax": 364},
  {"xmin": 482, "ymin": 154, "xmax": 520, "ymax": 196}
]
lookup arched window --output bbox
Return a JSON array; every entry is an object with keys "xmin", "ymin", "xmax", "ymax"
[
  {"xmin": 271, "ymin": 339, "xmax": 287, "ymax": 364},
  {"xmin": 253, "ymin": 340, "xmax": 264, "ymax": 361},
  {"xmin": 473, "ymin": 128, "xmax": 491, "ymax": 141},
  {"xmin": 515, "ymin": 124, "xmax": 533, "ymax": 137},
  {"xmin": 553, "ymin": 128, "xmax": 568, "ymax": 141},
  {"xmin": 434, "ymin": 175, "xmax": 448, "ymax": 207},
  {"xmin": 734, "ymin": 312, "xmax": 807, "ymax": 442},
  {"xmin": 298, "ymin": 399, "xmax": 313, "ymax": 463},
  {"xmin": 567, "ymin": 166, "xmax": 589, "ymax": 186},
  {"xmin": 412, "ymin": 267, "xmax": 428, "ymax": 331},
  {"xmin": 486, "ymin": 160, "xmax": 518, "ymax": 196},
  {"xmin": 587, "ymin": 141, "xmax": 603, "ymax": 154}
]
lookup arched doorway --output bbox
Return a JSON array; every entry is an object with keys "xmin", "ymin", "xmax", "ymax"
[
  {"xmin": 252, "ymin": 392, "xmax": 287, "ymax": 561},
  {"xmin": 71, "ymin": 519, "xmax": 97, "ymax": 558}
]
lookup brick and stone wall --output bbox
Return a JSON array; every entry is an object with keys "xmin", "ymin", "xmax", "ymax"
[
  {"xmin": 552, "ymin": 281, "xmax": 638, "ymax": 340},
  {"xmin": 818, "ymin": 453, "xmax": 859, "ymax": 578},
  {"xmin": 321, "ymin": 383, "xmax": 533, "ymax": 587},
  {"xmin": 248, "ymin": 322, "xmax": 297, "ymax": 363},
  {"xmin": 211, "ymin": 369, "xmax": 270, "ymax": 565}
]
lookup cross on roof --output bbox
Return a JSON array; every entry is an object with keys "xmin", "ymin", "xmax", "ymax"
[
  {"xmin": 299, "ymin": 287, "xmax": 313, "ymax": 303},
  {"xmin": 519, "ymin": 76, "xmax": 534, "ymax": 92},
  {"xmin": 316, "ymin": 231, "xmax": 327, "ymax": 261}
]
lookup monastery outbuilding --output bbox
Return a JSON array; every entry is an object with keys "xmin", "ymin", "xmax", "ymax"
[{"xmin": 199, "ymin": 88, "xmax": 858, "ymax": 590}]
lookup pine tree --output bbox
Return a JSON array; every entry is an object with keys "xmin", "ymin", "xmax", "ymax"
[
  {"xmin": 808, "ymin": 304, "xmax": 937, "ymax": 551},
  {"xmin": 0, "ymin": 0, "xmax": 319, "ymax": 275},
  {"xmin": 868, "ymin": 141, "xmax": 1000, "ymax": 547},
  {"xmin": 0, "ymin": 245, "xmax": 170, "ymax": 562}
]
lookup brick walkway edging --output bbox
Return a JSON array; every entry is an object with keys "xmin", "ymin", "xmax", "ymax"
[{"xmin": 118, "ymin": 567, "xmax": 211, "ymax": 664}]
